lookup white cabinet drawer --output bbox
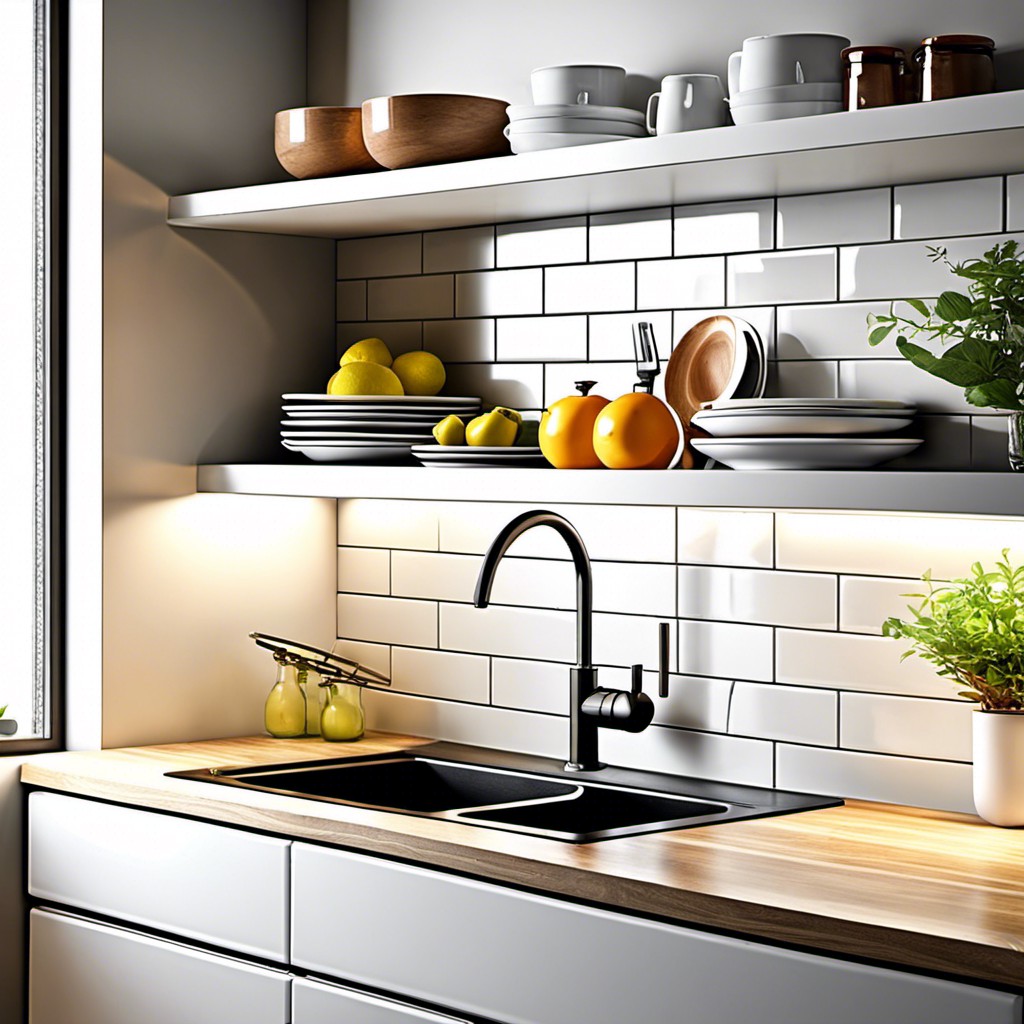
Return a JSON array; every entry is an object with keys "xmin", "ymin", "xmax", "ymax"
[
  {"xmin": 28, "ymin": 792, "xmax": 289, "ymax": 960},
  {"xmin": 292, "ymin": 843, "xmax": 1022, "ymax": 1024},
  {"xmin": 29, "ymin": 908, "xmax": 289, "ymax": 1024},
  {"xmin": 293, "ymin": 977, "xmax": 470, "ymax": 1024}
]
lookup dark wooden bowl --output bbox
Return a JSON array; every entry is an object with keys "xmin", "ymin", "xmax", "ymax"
[
  {"xmin": 274, "ymin": 107, "xmax": 383, "ymax": 179},
  {"xmin": 361, "ymin": 94, "xmax": 511, "ymax": 170}
]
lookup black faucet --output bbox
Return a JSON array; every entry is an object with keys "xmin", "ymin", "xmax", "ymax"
[{"xmin": 474, "ymin": 509, "xmax": 667, "ymax": 772}]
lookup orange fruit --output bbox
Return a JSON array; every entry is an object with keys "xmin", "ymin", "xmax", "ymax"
[
  {"xmin": 539, "ymin": 382, "xmax": 610, "ymax": 469},
  {"xmin": 592, "ymin": 393, "xmax": 680, "ymax": 469}
]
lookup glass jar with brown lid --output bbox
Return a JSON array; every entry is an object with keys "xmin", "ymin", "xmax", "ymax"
[
  {"xmin": 842, "ymin": 46, "xmax": 907, "ymax": 109},
  {"xmin": 913, "ymin": 34, "xmax": 996, "ymax": 101}
]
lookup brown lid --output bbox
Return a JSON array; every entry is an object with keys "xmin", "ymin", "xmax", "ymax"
[
  {"xmin": 920, "ymin": 34, "xmax": 995, "ymax": 50},
  {"xmin": 842, "ymin": 45, "xmax": 906, "ymax": 62}
]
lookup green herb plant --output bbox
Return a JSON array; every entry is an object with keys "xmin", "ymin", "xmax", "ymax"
[
  {"xmin": 867, "ymin": 241, "xmax": 1024, "ymax": 410},
  {"xmin": 883, "ymin": 551, "xmax": 1024, "ymax": 711},
  {"xmin": 0, "ymin": 705, "xmax": 6, "ymax": 718}
]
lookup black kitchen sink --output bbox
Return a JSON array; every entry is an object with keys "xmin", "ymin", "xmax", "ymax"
[{"xmin": 168, "ymin": 742, "xmax": 842, "ymax": 843}]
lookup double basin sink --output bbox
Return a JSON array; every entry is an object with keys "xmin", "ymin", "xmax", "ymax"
[{"xmin": 171, "ymin": 742, "xmax": 841, "ymax": 843}]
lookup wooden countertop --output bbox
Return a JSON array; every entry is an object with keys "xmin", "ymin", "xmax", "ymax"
[{"xmin": 21, "ymin": 734, "xmax": 1024, "ymax": 990}]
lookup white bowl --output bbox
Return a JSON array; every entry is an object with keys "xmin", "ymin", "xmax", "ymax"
[
  {"xmin": 530, "ymin": 64, "xmax": 626, "ymax": 107},
  {"xmin": 509, "ymin": 131, "xmax": 637, "ymax": 154},
  {"xmin": 506, "ymin": 117, "xmax": 647, "ymax": 136},
  {"xmin": 728, "ymin": 82, "xmax": 842, "ymax": 106},
  {"xmin": 730, "ymin": 100, "xmax": 843, "ymax": 125},
  {"xmin": 507, "ymin": 103, "xmax": 645, "ymax": 125}
]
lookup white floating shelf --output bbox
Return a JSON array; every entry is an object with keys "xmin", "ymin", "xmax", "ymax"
[
  {"xmin": 167, "ymin": 92, "xmax": 1024, "ymax": 239},
  {"xmin": 196, "ymin": 463, "xmax": 1024, "ymax": 516}
]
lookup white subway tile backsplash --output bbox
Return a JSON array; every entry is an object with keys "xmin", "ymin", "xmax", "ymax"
[
  {"xmin": 840, "ymin": 233, "xmax": 1024, "ymax": 301},
  {"xmin": 776, "ymin": 629, "xmax": 951, "ymax": 698},
  {"xmin": 776, "ymin": 301, "xmax": 895, "ymax": 360},
  {"xmin": 336, "ymin": 280, "xmax": 367, "ymax": 321},
  {"xmin": 546, "ymin": 262, "xmax": 635, "ymax": 314},
  {"xmin": 443, "ymin": 362, "xmax": 544, "ymax": 409},
  {"xmin": 441, "ymin": 602, "xmax": 575, "ymax": 662},
  {"xmin": 496, "ymin": 315, "xmax": 587, "ymax": 361},
  {"xmin": 423, "ymin": 225, "xmax": 495, "ymax": 273},
  {"xmin": 331, "ymin": 638, "xmax": 391, "ymax": 678},
  {"xmin": 677, "ymin": 566, "xmax": 836, "ymax": 628},
  {"xmin": 674, "ymin": 198, "xmax": 774, "ymax": 255},
  {"xmin": 729, "ymin": 682, "xmax": 837, "ymax": 746},
  {"xmin": 776, "ymin": 744, "xmax": 974, "ymax": 813},
  {"xmin": 338, "ymin": 499, "xmax": 438, "ymax": 550},
  {"xmin": 637, "ymin": 257, "xmax": 725, "ymax": 310},
  {"xmin": 337, "ymin": 321, "xmax": 422, "ymax": 356},
  {"xmin": 337, "ymin": 547, "xmax": 390, "ymax": 596},
  {"xmin": 653, "ymin": 674, "xmax": 732, "ymax": 732},
  {"xmin": 422, "ymin": 319, "xmax": 494, "ymax": 362},
  {"xmin": 593, "ymin": 613, "xmax": 675, "ymax": 668},
  {"xmin": 492, "ymin": 658, "xmax": 571, "ymax": 715},
  {"xmin": 1008, "ymin": 175, "xmax": 1024, "ymax": 231},
  {"xmin": 837, "ymin": 358, "xmax": 974, "ymax": 414},
  {"xmin": 894, "ymin": 178, "xmax": 1002, "ymax": 240},
  {"xmin": 496, "ymin": 216, "xmax": 587, "ymax": 267},
  {"xmin": 840, "ymin": 692, "xmax": 972, "ymax": 762},
  {"xmin": 337, "ymin": 233, "xmax": 421, "ymax": 279},
  {"xmin": 677, "ymin": 509, "xmax": 773, "ymax": 568},
  {"xmin": 456, "ymin": 268, "xmax": 542, "ymax": 317},
  {"xmin": 839, "ymin": 575, "xmax": 922, "ymax": 635},
  {"xmin": 594, "ymin": 562, "xmax": 676, "ymax": 617},
  {"xmin": 589, "ymin": 208, "xmax": 672, "ymax": 262},
  {"xmin": 367, "ymin": 274, "xmax": 453, "ymax": 320},
  {"xmin": 590, "ymin": 310, "xmax": 672, "ymax": 362},
  {"xmin": 391, "ymin": 646, "xmax": 490, "ymax": 704},
  {"xmin": 767, "ymin": 359, "xmax": 838, "ymax": 398},
  {"xmin": 390, "ymin": 550, "xmax": 479, "ymax": 603},
  {"xmin": 728, "ymin": 249, "xmax": 837, "ymax": 305},
  {"xmin": 337, "ymin": 593, "xmax": 437, "ymax": 648},
  {"xmin": 678, "ymin": 620, "xmax": 773, "ymax": 682},
  {"xmin": 777, "ymin": 189, "xmax": 890, "ymax": 248}
]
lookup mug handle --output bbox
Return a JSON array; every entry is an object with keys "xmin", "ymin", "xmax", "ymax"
[
  {"xmin": 727, "ymin": 51, "xmax": 742, "ymax": 96},
  {"xmin": 645, "ymin": 91, "xmax": 660, "ymax": 135}
]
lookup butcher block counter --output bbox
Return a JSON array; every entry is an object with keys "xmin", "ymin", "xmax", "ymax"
[{"xmin": 20, "ymin": 733, "xmax": 1024, "ymax": 991}]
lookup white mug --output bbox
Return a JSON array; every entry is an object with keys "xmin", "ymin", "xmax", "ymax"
[
  {"xmin": 646, "ymin": 74, "xmax": 727, "ymax": 134},
  {"xmin": 729, "ymin": 33, "xmax": 850, "ymax": 95}
]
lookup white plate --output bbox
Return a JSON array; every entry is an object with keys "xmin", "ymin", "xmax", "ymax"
[
  {"xmin": 281, "ymin": 430, "xmax": 432, "ymax": 442},
  {"xmin": 703, "ymin": 398, "xmax": 915, "ymax": 411},
  {"xmin": 282, "ymin": 407, "xmax": 458, "ymax": 420},
  {"xmin": 282, "ymin": 394, "xmax": 481, "ymax": 406},
  {"xmin": 281, "ymin": 418, "xmax": 437, "ymax": 428},
  {"xmin": 728, "ymin": 82, "xmax": 843, "ymax": 106},
  {"xmin": 412, "ymin": 445, "xmax": 548, "ymax": 468},
  {"xmin": 506, "ymin": 103, "xmax": 645, "ymax": 125},
  {"xmin": 691, "ymin": 436, "xmax": 923, "ymax": 470},
  {"xmin": 691, "ymin": 409, "xmax": 915, "ymax": 437},
  {"xmin": 510, "ymin": 132, "xmax": 638, "ymax": 154},
  {"xmin": 281, "ymin": 442, "xmax": 412, "ymax": 463},
  {"xmin": 507, "ymin": 117, "xmax": 647, "ymax": 136},
  {"xmin": 730, "ymin": 100, "xmax": 843, "ymax": 125}
]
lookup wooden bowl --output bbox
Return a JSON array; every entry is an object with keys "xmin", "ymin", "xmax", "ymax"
[
  {"xmin": 274, "ymin": 107, "xmax": 383, "ymax": 179},
  {"xmin": 361, "ymin": 94, "xmax": 511, "ymax": 170}
]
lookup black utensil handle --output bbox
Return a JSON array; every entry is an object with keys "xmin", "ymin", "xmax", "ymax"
[{"xmin": 658, "ymin": 621, "xmax": 670, "ymax": 698}]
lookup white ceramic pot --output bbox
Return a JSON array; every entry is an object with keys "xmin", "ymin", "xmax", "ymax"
[
  {"xmin": 530, "ymin": 64, "xmax": 626, "ymax": 107},
  {"xmin": 973, "ymin": 709, "xmax": 1024, "ymax": 826},
  {"xmin": 0, "ymin": 719, "xmax": 17, "ymax": 736}
]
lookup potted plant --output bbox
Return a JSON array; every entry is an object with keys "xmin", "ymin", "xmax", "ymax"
[
  {"xmin": 0, "ymin": 705, "xmax": 17, "ymax": 737},
  {"xmin": 882, "ymin": 551, "xmax": 1024, "ymax": 826},
  {"xmin": 867, "ymin": 240, "xmax": 1024, "ymax": 469}
]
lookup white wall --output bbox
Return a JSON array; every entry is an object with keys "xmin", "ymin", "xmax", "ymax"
[{"xmin": 319, "ymin": 0, "xmax": 1024, "ymax": 108}]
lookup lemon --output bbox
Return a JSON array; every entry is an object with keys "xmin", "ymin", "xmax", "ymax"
[
  {"xmin": 432, "ymin": 415, "xmax": 465, "ymax": 446},
  {"xmin": 327, "ymin": 362, "xmax": 404, "ymax": 396},
  {"xmin": 392, "ymin": 351, "xmax": 446, "ymax": 397},
  {"xmin": 340, "ymin": 337, "xmax": 393, "ymax": 367}
]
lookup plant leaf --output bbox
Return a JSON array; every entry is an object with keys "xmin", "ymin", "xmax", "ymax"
[
  {"xmin": 904, "ymin": 298, "xmax": 932, "ymax": 318},
  {"xmin": 965, "ymin": 379, "xmax": 1024, "ymax": 411},
  {"xmin": 895, "ymin": 339, "xmax": 995, "ymax": 386},
  {"xmin": 935, "ymin": 290, "xmax": 974, "ymax": 322},
  {"xmin": 868, "ymin": 322, "xmax": 896, "ymax": 346}
]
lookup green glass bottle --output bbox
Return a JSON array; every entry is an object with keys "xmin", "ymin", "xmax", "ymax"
[
  {"xmin": 320, "ymin": 681, "xmax": 365, "ymax": 742},
  {"xmin": 264, "ymin": 656, "xmax": 306, "ymax": 738}
]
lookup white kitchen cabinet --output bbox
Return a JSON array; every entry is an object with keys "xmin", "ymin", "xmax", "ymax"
[
  {"xmin": 28, "ymin": 791, "xmax": 289, "ymax": 960},
  {"xmin": 293, "ymin": 977, "xmax": 471, "ymax": 1024},
  {"xmin": 29, "ymin": 908, "xmax": 290, "ymax": 1024},
  {"xmin": 292, "ymin": 843, "xmax": 1022, "ymax": 1024}
]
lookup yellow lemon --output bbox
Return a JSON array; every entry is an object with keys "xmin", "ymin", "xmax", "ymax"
[
  {"xmin": 340, "ymin": 337, "xmax": 393, "ymax": 367},
  {"xmin": 392, "ymin": 351, "xmax": 446, "ymax": 397},
  {"xmin": 432, "ymin": 415, "xmax": 465, "ymax": 446},
  {"xmin": 327, "ymin": 362, "xmax": 404, "ymax": 396}
]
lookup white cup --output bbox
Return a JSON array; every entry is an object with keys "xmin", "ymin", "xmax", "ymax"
[
  {"xmin": 646, "ymin": 75, "xmax": 727, "ymax": 134},
  {"xmin": 729, "ymin": 33, "xmax": 850, "ymax": 95},
  {"xmin": 531, "ymin": 64, "xmax": 626, "ymax": 107}
]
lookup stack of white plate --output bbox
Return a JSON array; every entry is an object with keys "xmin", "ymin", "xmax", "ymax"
[
  {"xmin": 728, "ymin": 82, "xmax": 843, "ymax": 125},
  {"xmin": 690, "ymin": 398, "xmax": 922, "ymax": 469},
  {"xmin": 504, "ymin": 103, "xmax": 646, "ymax": 154},
  {"xmin": 280, "ymin": 394, "xmax": 482, "ymax": 463},
  {"xmin": 411, "ymin": 445, "xmax": 548, "ymax": 468}
]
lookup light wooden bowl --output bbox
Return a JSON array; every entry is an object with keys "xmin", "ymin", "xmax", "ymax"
[
  {"xmin": 274, "ymin": 107, "xmax": 383, "ymax": 179},
  {"xmin": 361, "ymin": 94, "xmax": 511, "ymax": 170}
]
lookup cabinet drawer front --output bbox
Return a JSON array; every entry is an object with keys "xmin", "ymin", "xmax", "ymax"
[
  {"xmin": 29, "ymin": 909, "xmax": 289, "ymax": 1024},
  {"xmin": 29, "ymin": 792, "xmax": 289, "ymax": 960},
  {"xmin": 293, "ymin": 978, "xmax": 469, "ymax": 1024},
  {"xmin": 292, "ymin": 844, "xmax": 1021, "ymax": 1024}
]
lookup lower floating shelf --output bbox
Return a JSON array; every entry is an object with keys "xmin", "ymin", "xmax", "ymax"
[{"xmin": 196, "ymin": 463, "xmax": 1023, "ymax": 516}]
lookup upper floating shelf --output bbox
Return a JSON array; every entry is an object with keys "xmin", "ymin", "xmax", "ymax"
[
  {"xmin": 168, "ymin": 92, "xmax": 1024, "ymax": 239},
  {"xmin": 197, "ymin": 464, "xmax": 1024, "ymax": 517}
]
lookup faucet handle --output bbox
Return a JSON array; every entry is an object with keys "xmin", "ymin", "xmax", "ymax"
[
  {"xmin": 631, "ymin": 663, "xmax": 644, "ymax": 696},
  {"xmin": 658, "ymin": 621, "xmax": 670, "ymax": 698}
]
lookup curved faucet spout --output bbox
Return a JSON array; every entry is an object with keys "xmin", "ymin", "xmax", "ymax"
[{"xmin": 474, "ymin": 510, "xmax": 594, "ymax": 669}]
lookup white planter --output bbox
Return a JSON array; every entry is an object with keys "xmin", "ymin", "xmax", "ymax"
[
  {"xmin": 972, "ymin": 709, "xmax": 1024, "ymax": 826},
  {"xmin": 0, "ymin": 719, "xmax": 17, "ymax": 736}
]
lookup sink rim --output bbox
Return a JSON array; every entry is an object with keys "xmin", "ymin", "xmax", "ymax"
[{"xmin": 167, "ymin": 742, "xmax": 842, "ymax": 844}]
